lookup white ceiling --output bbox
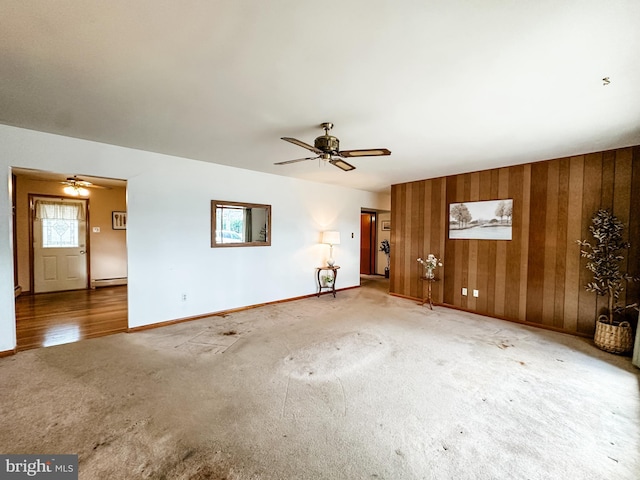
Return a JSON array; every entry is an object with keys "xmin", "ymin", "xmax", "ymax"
[{"xmin": 1, "ymin": 1, "xmax": 639, "ymax": 193}]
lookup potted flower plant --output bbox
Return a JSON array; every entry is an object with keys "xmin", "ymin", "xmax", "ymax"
[
  {"xmin": 321, "ymin": 275, "xmax": 334, "ymax": 287},
  {"xmin": 379, "ymin": 239, "xmax": 390, "ymax": 278},
  {"xmin": 417, "ymin": 254, "xmax": 443, "ymax": 279},
  {"xmin": 578, "ymin": 209, "xmax": 638, "ymax": 354}
]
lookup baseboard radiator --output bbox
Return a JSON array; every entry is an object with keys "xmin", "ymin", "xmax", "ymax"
[{"xmin": 91, "ymin": 277, "xmax": 128, "ymax": 289}]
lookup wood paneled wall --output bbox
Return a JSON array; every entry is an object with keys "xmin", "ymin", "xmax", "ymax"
[{"xmin": 390, "ymin": 146, "xmax": 640, "ymax": 336}]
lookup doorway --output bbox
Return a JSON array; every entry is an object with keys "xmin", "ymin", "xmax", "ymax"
[
  {"xmin": 31, "ymin": 196, "xmax": 89, "ymax": 293},
  {"xmin": 12, "ymin": 168, "xmax": 128, "ymax": 350},
  {"xmin": 360, "ymin": 211, "xmax": 376, "ymax": 274}
]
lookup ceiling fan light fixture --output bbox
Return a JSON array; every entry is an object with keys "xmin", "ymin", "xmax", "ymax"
[{"xmin": 63, "ymin": 185, "xmax": 89, "ymax": 197}]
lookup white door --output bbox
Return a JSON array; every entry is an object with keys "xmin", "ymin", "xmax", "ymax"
[{"xmin": 33, "ymin": 198, "xmax": 88, "ymax": 293}]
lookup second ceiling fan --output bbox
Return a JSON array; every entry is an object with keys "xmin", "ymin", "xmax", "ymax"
[{"xmin": 275, "ymin": 122, "xmax": 391, "ymax": 171}]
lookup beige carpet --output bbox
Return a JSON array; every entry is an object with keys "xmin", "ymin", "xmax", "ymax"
[{"xmin": 1, "ymin": 276, "xmax": 639, "ymax": 479}]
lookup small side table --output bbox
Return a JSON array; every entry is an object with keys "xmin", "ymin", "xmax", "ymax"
[
  {"xmin": 317, "ymin": 266, "xmax": 340, "ymax": 297},
  {"xmin": 420, "ymin": 277, "xmax": 439, "ymax": 309}
]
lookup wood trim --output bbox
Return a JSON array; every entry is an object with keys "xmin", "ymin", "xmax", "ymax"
[
  {"xmin": 369, "ymin": 212, "xmax": 376, "ymax": 274},
  {"xmin": 0, "ymin": 348, "xmax": 17, "ymax": 357},
  {"xmin": 12, "ymin": 173, "xmax": 18, "ymax": 288},
  {"xmin": 360, "ymin": 211, "xmax": 376, "ymax": 274},
  {"xmin": 127, "ymin": 286, "xmax": 360, "ymax": 333},
  {"xmin": 28, "ymin": 195, "xmax": 32, "ymax": 293}
]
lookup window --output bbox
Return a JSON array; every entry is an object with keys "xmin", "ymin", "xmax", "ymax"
[
  {"xmin": 211, "ymin": 200, "xmax": 271, "ymax": 247},
  {"xmin": 35, "ymin": 201, "xmax": 83, "ymax": 248},
  {"xmin": 216, "ymin": 205, "xmax": 245, "ymax": 243},
  {"xmin": 42, "ymin": 218, "xmax": 79, "ymax": 248}
]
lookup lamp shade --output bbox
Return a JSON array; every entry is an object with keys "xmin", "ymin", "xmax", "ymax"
[{"xmin": 322, "ymin": 231, "xmax": 341, "ymax": 245}]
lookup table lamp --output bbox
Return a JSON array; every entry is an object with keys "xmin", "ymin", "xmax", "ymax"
[{"xmin": 322, "ymin": 231, "xmax": 341, "ymax": 266}]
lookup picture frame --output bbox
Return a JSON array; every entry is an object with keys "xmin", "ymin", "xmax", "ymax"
[
  {"xmin": 381, "ymin": 220, "xmax": 391, "ymax": 231},
  {"xmin": 448, "ymin": 199, "xmax": 512, "ymax": 240},
  {"xmin": 112, "ymin": 211, "xmax": 127, "ymax": 230},
  {"xmin": 211, "ymin": 200, "xmax": 271, "ymax": 247}
]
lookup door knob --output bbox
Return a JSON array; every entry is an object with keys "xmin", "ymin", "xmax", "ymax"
[{"xmin": 80, "ymin": 250, "xmax": 86, "ymax": 254}]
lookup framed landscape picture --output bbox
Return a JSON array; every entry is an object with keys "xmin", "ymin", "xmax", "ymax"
[{"xmin": 449, "ymin": 199, "xmax": 513, "ymax": 240}]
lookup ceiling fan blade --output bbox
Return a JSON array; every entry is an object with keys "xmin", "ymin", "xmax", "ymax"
[
  {"xmin": 274, "ymin": 156, "xmax": 319, "ymax": 165},
  {"xmin": 60, "ymin": 177, "xmax": 109, "ymax": 189},
  {"xmin": 281, "ymin": 137, "xmax": 322, "ymax": 154},
  {"xmin": 329, "ymin": 158, "xmax": 356, "ymax": 171},
  {"xmin": 338, "ymin": 148, "xmax": 391, "ymax": 158}
]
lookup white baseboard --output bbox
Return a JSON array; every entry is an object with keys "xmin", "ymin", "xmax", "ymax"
[{"xmin": 91, "ymin": 278, "xmax": 128, "ymax": 288}]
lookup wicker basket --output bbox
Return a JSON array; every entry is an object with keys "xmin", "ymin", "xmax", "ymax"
[{"xmin": 594, "ymin": 315, "xmax": 633, "ymax": 354}]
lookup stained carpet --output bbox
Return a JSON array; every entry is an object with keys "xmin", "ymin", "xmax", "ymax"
[{"xmin": 1, "ymin": 276, "xmax": 638, "ymax": 479}]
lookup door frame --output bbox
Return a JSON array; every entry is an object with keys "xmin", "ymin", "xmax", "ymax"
[
  {"xmin": 11, "ymin": 173, "xmax": 18, "ymax": 292},
  {"xmin": 28, "ymin": 193, "xmax": 91, "ymax": 293},
  {"xmin": 360, "ymin": 210, "xmax": 377, "ymax": 275}
]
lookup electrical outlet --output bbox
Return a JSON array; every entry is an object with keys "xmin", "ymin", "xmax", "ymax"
[
  {"xmin": 181, "ymin": 294, "xmax": 187, "ymax": 301},
  {"xmin": 92, "ymin": 227, "xmax": 100, "ymax": 233},
  {"xmin": 462, "ymin": 288, "xmax": 467, "ymax": 296},
  {"xmin": 473, "ymin": 289, "xmax": 479, "ymax": 298}
]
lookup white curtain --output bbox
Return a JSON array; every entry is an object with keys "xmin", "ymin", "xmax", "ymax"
[{"xmin": 35, "ymin": 200, "xmax": 84, "ymax": 220}]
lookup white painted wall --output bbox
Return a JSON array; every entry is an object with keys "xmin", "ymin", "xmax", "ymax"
[{"xmin": 0, "ymin": 125, "xmax": 390, "ymax": 350}]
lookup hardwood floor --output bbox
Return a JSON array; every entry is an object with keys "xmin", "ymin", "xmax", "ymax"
[{"xmin": 15, "ymin": 286, "xmax": 128, "ymax": 351}]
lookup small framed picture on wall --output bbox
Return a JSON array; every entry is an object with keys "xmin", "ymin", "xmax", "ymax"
[
  {"xmin": 112, "ymin": 211, "xmax": 127, "ymax": 230},
  {"xmin": 381, "ymin": 220, "xmax": 391, "ymax": 231}
]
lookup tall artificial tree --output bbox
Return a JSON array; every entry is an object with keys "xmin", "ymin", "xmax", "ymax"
[{"xmin": 578, "ymin": 209, "xmax": 636, "ymax": 324}]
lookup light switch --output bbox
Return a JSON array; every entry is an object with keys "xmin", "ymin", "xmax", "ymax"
[
  {"xmin": 462, "ymin": 288, "xmax": 467, "ymax": 296},
  {"xmin": 473, "ymin": 289, "xmax": 479, "ymax": 298},
  {"xmin": 92, "ymin": 227, "xmax": 100, "ymax": 233}
]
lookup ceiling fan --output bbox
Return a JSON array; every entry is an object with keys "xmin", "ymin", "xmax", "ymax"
[
  {"xmin": 275, "ymin": 122, "xmax": 391, "ymax": 171},
  {"xmin": 60, "ymin": 176, "xmax": 107, "ymax": 196}
]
